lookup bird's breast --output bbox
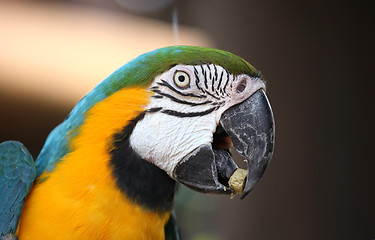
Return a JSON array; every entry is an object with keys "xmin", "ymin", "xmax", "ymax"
[{"xmin": 18, "ymin": 87, "xmax": 170, "ymax": 239}]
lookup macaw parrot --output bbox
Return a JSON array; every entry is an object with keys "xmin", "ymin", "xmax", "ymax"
[{"xmin": 0, "ymin": 46, "xmax": 275, "ymax": 240}]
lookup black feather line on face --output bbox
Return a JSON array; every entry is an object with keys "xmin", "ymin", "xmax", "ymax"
[
  {"xmin": 214, "ymin": 65, "xmax": 218, "ymax": 81},
  {"xmin": 161, "ymin": 106, "xmax": 218, "ymax": 118},
  {"xmin": 151, "ymin": 95, "xmax": 163, "ymax": 99},
  {"xmin": 110, "ymin": 113, "xmax": 177, "ymax": 213},
  {"xmin": 157, "ymin": 80, "xmax": 207, "ymax": 98},
  {"xmin": 208, "ymin": 64, "xmax": 212, "ymax": 83},
  {"xmin": 217, "ymin": 70, "xmax": 224, "ymax": 91},
  {"xmin": 223, "ymin": 70, "xmax": 230, "ymax": 94},
  {"xmin": 201, "ymin": 65, "xmax": 208, "ymax": 89},
  {"xmin": 152, "ymin": 90, "xmax": 212, "ymax": 107},
  {"xmin": 194, "ymin": 67, "xmax": 206, "ymax": 94},
  {"xmin": 212, "ymin": 65, "xmax": 218, "ymax": 92},
  {"xmin": 204, "ymin": 91, "xmax": 221, "ymax": 100},
  {"xmin": 215, "ymin": 90, "xmax": 221, "ymax": 97},
  {"xmin": 148, "ymin": 107, "xmax": 163, "ymax": 113},
  {"xmin": 194, "ymin": 67, "xmax": 200, "ymax": 84}
]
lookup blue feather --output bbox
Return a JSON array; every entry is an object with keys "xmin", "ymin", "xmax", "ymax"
[{"xmin": 0, "ymin": 141, "xmax": 35, "ymax": 236}]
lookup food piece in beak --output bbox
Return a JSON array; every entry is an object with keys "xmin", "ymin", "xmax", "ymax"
[{"xmin": 228, "ymin": 168, "xmax": 247, "ymax": 194}]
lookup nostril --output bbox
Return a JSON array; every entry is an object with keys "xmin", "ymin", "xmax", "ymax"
[{"xmin": 236, "ymin": 78, "xmax": 247, "ymax": 93}]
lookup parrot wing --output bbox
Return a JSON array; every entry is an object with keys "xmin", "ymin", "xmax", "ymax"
[
  {"xmin": 0, "ymin": 141, "xmax": 36, "ymax": 237},
  {"xmin": 164, "ymin": 211, "xmax": 181, "ymax": 240}
]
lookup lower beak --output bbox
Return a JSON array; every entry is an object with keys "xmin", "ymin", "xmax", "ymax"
[{"xmin": 173, "ymin": 89, "xmax": 275, "ymax": 199}]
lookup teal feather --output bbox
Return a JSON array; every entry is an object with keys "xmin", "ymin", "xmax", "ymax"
[{"xmin": 0, "ymin": 141, "xmax": 35, "ymax": 237}]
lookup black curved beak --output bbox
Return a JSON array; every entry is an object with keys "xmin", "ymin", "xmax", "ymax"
[
  {"xmin": 220, "ymin": 89, "xmax": 275, "ymax": 198},
  {"xmin": 173, "ymin": 89, "xmax": 275, "ymax": 198}
]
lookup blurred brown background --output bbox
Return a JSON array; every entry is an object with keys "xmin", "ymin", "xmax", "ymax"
[{"xmin": 0, "ymin": 0, "xmax": 373, "ymax": 239}]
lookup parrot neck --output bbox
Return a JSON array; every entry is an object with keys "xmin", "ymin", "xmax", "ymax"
[{"xmin": 110, "ymin": 113, "xmax": 177, "ymax": 213}]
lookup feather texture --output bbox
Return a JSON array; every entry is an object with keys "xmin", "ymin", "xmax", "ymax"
[{"xmin": 0, "ymin": 141, "xmax": 35, "ymax": 236}]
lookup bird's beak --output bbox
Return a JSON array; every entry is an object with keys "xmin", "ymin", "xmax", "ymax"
[{"xmin": 173, "ymin": 89, "xmax": 275, "ymax": 198}]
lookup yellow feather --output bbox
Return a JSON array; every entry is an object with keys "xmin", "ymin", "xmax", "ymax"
[{"xmin": 18, "ymin": 87, "xmax": 170, "ymax": 240}]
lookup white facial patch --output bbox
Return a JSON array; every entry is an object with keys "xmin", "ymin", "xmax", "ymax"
[
  {"xmin": 130, "ymin": 112, "xmax": 217, "ymax": 176},
  {"xmin": 129, "ymin": 64, "xmax": 265, "ymax": 177}
]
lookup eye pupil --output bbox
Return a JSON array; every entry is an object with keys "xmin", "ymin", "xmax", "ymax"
[{"xmin": 178, "ymin": 75, "xmax": 185, "ymax": 82}]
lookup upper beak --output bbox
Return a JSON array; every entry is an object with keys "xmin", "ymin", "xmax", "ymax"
[{"xmin": 173, "ymin": 89, "xmax": 275, "ymax": 199}]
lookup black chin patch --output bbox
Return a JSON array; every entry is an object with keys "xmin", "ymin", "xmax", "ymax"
[{"xmin": 109, "ymin": 113, "xmax": 177, "ymax": 213}]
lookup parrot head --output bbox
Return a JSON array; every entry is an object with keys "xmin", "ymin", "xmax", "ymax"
[
  {"xmin": 108, "ymin": 46, "xmax": 275, "ymax": 199},
  {"xmin": 37, "ymin": 45, "xmax": 274, "ymax": 205}
]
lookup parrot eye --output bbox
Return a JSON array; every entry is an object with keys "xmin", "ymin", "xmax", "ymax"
[{"xmin": 173, "ymin": 71, "xmax": 190, "ymax": 89}]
